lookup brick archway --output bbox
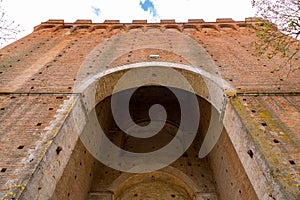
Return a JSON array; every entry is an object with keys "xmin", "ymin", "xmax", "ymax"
[
  {"xmin": 109, "ymin": 167, "xmax": 196, "ymax": 200},
  {"xmin": 73, "ymin": 62, "xmax": 245, "ymax": 200},
  {"xmin": 76, "ymin": 61, "xmax": 234, "ymax": 114},
  {"xmin": 76, "ymin": 61, "xmax": 233, "ymax": 163}
]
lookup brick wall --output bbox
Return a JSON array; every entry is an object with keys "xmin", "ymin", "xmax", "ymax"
[{"xmin": 0, "ymin": 18, "xmax": 299, "ymax": 199}]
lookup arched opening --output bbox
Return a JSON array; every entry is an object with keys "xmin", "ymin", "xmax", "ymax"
[
  {"xmin": 111, "ymin": 170, "xmax": 195, "ymax": 200},
  {"xmin": 51, "ymin": 64, "xmax": 258, "ymax": 200},
  {"xmin": 88, "ymin": 85, "xmax": 218, "ymax": 200}
]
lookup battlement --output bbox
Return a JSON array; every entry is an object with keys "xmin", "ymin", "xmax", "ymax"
[{"xmin": 34, "ymin": 18, "xmax": 261, "ymax": 32}]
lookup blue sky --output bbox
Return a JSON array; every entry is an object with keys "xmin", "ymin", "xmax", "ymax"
[
  {"xmin": 139, "ymin": 0, "xmax": 158, "ymax": 18},
  {"xmin": 1, "ymin": 0, "xmax": 256, "ymax": 46}
]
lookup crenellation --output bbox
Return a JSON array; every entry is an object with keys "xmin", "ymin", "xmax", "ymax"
[
  {"xmin": 103, "ymin": 20, "xmax": 120, "ymax": 24},
  {"xmin": 132, "ymin": 20, "xmax": 147, "ymax": 24},
  {"xmin": 33, "ymin": 18, "xmax": 261, "ymax": 33},
  {"xmin": 160, "ymin": 19, "xmax": 176, "ymax": 24},
  {"xmin": 45, "ymin": 19, "xmax": 65, "ymax": 24},
  {"xmin": 74, "ymin": 19, "xmax": 93, "ymax": 24},
  {"xmin": 188, "ymin": 19, "xmax": 205, "ymax": 23}
]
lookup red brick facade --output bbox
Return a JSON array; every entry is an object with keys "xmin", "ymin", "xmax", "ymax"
[{"xmin": 0, "ymin": 18, "xmax": 299, "ymax": 199}]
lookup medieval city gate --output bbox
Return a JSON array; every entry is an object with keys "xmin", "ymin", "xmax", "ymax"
[{"xmin": 0, "ymin": 19, "xmax": 299, "ymax": 200}]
